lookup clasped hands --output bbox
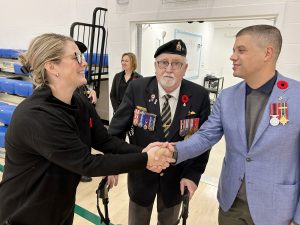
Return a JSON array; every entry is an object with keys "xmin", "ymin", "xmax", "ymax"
[{"xmin": 142, "ymin": 142, "xmax": 175, "ymax": 173}]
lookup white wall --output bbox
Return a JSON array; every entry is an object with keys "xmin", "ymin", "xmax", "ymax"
[
  {"xmin": 0, "ymin": 0, "xmax": 107, "ymax": 49},
  {"xmin": 107, "ymin": 0, "xmax": 300, "ymax": 118},
  {"xmin": 140, "ymin": 22, "xmax": 215, "ymax": 86},
  {"xmin": 140, "ymin": 20, "xmax": 273, "ymax": 89}
]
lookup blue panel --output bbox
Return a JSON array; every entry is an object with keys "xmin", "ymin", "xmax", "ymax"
[
  {"xmin": 0, "ymin": 49, "xmax": 25, "ymax": 59},
  {"xmin": 0, "ymin": 126, "xmax": 7, "ymax": 148},
  {"xmin": 0, "ymin": 105, "xmax": 16, "ymax": 125},
  {"xmin": 14, "ymin": 80, "xmax": 33, "ymax": 97},
  {"xmin": 84, "ymin": 53, "xmax": 108, "ymax": 66},
  {"xmin": 0, "ymin": 78, "xmax": 16, "ymax": 94},
  {"xmin": 13, "ymin": 63, "xmax": 30, "ymax": 76}
]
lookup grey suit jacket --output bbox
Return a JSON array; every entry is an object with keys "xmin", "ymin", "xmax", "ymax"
[{"xmin": 176, "ymin": 73, "xmax": 300, "ymax": 225}]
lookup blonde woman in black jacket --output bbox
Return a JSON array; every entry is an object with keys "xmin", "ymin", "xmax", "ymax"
[{"xmin": 0, "ymin": 33, "xmax": 174, "ymax": 225}]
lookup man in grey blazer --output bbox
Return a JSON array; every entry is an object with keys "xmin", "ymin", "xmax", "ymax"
[{"xmin": 173, "ymin": 25, "xmax": 300, "ymax": 225}]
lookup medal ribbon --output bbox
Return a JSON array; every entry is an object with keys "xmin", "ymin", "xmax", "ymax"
[{"xmin": 279, "ymin": 102, "xmax": 288, "ymax": 120}]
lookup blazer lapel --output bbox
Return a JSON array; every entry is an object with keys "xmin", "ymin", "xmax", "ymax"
[
  {"xmin": 145, "ymin": 78, "xmax": 165, "ymax": 138},
  {"xmin": 251, "ymin": 74, "xmax": 289, "ymax": 148},
  {"xmin": 234, "ymin": 82, "xmax": 248, "ymax": 150},
  {"xmin": 168, "ymin": 82, "xmax": 190, "ymax": 140}
]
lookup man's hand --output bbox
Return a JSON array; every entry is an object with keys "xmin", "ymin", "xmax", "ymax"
[
  {"xmin": 180, "ymin": 178, "xmax": 197, "ymax": 200},
  {"xmin": 106, "ymin": 175, "xmax": 119, "ymax": 189},
  {"xmin": 145, "ymin": 144, "xmax": 175, "ymax": 173},
  {"xmin": 142, "ymin": 142, "xmax": 165, "ymax": 153}
]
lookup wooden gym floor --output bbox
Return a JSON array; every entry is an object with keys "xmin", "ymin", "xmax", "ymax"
[
  {"xmin": 0, "ymin": 91, "xmax": 225, "ymax": 225},
  {"xmin": 0, "ymin": 138, "xmax": 225, "ymax": 225}
]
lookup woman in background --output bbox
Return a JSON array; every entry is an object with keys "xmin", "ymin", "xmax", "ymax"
[
  {"xmin": 110, "ymin": 52, "xmax": 142, "ymax": 113},
  {"xmin": 110, "ymin": 53, "xmax": 143, "ymax": 142}
]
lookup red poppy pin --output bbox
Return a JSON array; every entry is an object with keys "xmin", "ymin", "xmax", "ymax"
[
  {"xmin": 277, "ymin": 80, "xmax": 288, "ymax": 90},
  {"xmin": 182, "ymin": 95, "xmax": 189, "ymax": 107},
  {"xmin": 89, "ymin": 118, "xmax": 93, "ymax": 128}
]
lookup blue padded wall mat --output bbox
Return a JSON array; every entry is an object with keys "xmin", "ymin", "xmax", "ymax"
[
  {"xmin": 0, "ymin": 104, "xmax": 16, "ymax": 125},
  {"xmin": 0, "ymin": 126, "xmax": 7, "ymax": 147}
]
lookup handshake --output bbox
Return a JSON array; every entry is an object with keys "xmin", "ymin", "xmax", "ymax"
[{"xmin": 142, "ymin": 142, "xmax": 176, "ymax": 173}]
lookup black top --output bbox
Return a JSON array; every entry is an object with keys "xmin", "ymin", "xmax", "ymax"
[
  {"xmin": 119, "ymin": 74, "xmax": 132, "ymax": 104},
  {"xmin": 110, "ymin": 71, "xmax": 143, "ymax": 112},
  {"xmin": 0, "ymin": 85, "xmax": 146, "ymax": 225},
  {"xmin": 238, "ymin": 73, "xmax": 278, "ymax": 201},
  {"xmin": 246, "ymin": 73, "xmax": 277, "ymax": 95}
]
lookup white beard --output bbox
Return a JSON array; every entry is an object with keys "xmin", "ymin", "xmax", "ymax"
[{"xmin": 159, "ymin": 74, "xmax": 177, "ymax": 88}]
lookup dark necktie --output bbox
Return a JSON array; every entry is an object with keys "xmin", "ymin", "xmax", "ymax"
[{"xmin": 161, "ymin": 94, "xmax": 172, "ymax": 138}]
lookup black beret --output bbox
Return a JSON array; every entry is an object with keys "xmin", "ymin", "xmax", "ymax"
[
  {"xmin": 154, "ymin": 39, "xmax": 187, "ymax": 58},
  {"xmin": 75, "ymin": 41, "xmax": 87, "ymax": 53}
]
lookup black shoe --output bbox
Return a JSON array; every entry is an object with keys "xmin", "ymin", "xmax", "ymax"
[{"xmin": 80, "ymin": 176, "xmax": 92, "ymax": 182}]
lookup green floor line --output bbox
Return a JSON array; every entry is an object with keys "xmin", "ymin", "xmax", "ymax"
[
  {"xmin": 75, "ymin": 204, "xmax": 113, "ymax": 225},
  {"xmin": 0, "ymin": 163, "xmax": 113, "ymax": 225}
]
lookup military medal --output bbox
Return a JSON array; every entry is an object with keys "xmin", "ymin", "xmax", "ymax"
[
  {"xmin": 189, "ymin": 118, "xmax": 194, "ymax": 132},
  {"xmin": 179, "ymin": 119, "xmax": 185, "ymax": 136},
  {"xmin": 133, "ymin": 106, "xmax": 157, "ymax": 131},
  {"xmin": 133, "ymin": 108, "xmax": 140, "ymax": 126},
  {"xmin": 269, "ymin": 102, "xmax": 289, "ymax": 126},
  {"xmin": 278, "ymin": 102, "xmax": 288, "ymax": 125},
  {"xmin": 138, "ymin": 111, "xmax": 145, "ymax": 128},
  {"xmin": 270, "ymin": 116, "xmax": 279, "ymax": 126},
  {"xmin": 179, "ymin": 117, "xmax": 200, "ymax": 138},
  {"xmin": 148, "ymin": 113, "xmax": 156, "ymax": 131},
  {"xmin": 143, "ymin": 114, "xmax": 149, "ymax": 130},
  {"xmin": 192, "ymin": 118, "xmax": 200, "ymax": 133},
  {"xmin": 269, "ymin": 103, "xmax": 279, "ymax": 126},
  {"xmin": 183, "ymin": 119, "xmax": 189, "ymax": 136}
]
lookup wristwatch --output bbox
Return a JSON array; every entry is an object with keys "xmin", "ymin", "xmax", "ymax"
[{"xmin": 171, "ymin": 147, "xmax": 178, "ymax": 164}]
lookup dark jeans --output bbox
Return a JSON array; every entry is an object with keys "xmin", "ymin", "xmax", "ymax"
[{"xmin": 218, "ymin": 197, "xmax": 255, "ymax": 225}]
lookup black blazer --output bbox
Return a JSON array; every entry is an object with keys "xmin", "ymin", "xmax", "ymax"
[
  {"xmin": 110, "ymin": 71, "xmax": 143, "ymax": 112},
  {"xmin": 109, "ymin": 76, "xmax": 211, "ymax": 207},
  {"xmin": 0, "ymin": 85, "xmax": 147, "ymax": 225}
]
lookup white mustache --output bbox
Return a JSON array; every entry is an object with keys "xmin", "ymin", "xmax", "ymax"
[{"xmin": 162, "ymin": 74, "xmax": 175, "ymax": 78}]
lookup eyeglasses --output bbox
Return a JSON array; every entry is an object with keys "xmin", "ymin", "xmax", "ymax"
[
  {"xmin": 74, "ymin": 52, "xmax": 86, "ymax": 64},
  {"xmin": 156, "ymin": 60, "xmax": 184, "ymax": 70},
  {"xmin": 62, "ymin": 52, "xmax": 86, "ymax": 64}
]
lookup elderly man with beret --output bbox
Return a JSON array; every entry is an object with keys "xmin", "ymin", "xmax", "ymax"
[{"xmin": 109, "ymin": 39, "xmax": 211, "ymax": 225}]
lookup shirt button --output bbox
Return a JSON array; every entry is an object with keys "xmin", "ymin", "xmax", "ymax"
[
  {"xmin": 160, "ymin": 172, "xmax": 164, "ymax": 176},
  {"xmin": 246, "ymin": 157, "xmax": 252, "ymax": 162}
]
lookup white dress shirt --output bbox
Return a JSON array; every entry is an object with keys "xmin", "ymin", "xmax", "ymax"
[{"xmin": 157, "ymin": 82, "xmax": 181, "ymax": 121}]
